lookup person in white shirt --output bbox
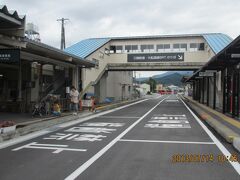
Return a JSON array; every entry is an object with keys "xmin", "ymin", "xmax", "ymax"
[{"xmin": 70, "ymin": 86, "xmax": 79, "ymax": 115}]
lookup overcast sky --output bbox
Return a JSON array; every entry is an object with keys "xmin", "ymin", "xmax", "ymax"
[{"xmin": 2, "ymin": 0, "xmax": 240, "ymax": 77}]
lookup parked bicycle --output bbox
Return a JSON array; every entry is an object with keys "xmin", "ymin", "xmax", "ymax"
[{"xmin": 32, "ymin": 101, "xmax": 46, "ymax": 117}]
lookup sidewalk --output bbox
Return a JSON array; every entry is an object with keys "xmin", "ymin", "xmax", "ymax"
[
  {"xmin": 181, "ymin": 95, "xmax": 240, "ymax": 152},
  {"xmin": 0, "ymin": 98, "xmax": 142, "ymax": 142}
]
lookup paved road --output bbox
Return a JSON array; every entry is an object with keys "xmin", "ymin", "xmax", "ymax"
[{"xmin": 0, "ymin": 95, "xmax": 239, "ymax": 180}]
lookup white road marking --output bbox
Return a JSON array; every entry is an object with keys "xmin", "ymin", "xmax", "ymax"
[
  {"xmin": 0, "ymin": 130, "xmax": 51, "ymax": 150},
  {"xmin": 119, "ymin": 139, "xmax": 215, "ymax": 145},
  {"xmin": 179, "ymin": 97, "xmax": 240, "ymax": 175},
  {"xmin": 65, "ymin": 127, "xmax": 116, "ymax": 134},
  {"xmin": 144, "ymin": 123, "xmax": 191, "ymax": 128},
  {"xmin": 149, "ymin": 120, "xmax": 189, "ymax": 124},
  {"xmin": 162, "ymin": 114, "xmax": 186, "ymax": 117},
  {"xmin": 79, "ymin": 122, "xmax": 125, "ymax": 127},
  {"xmin": 64, "ymin": 96, "xmax": 169, "ymax": 180},
  {"xmin": 44, "ymin": 133, "xmax": 107, "ymax": 142},
  {"xmin": 152, "ymin": 117, "xmax": 168, "ymax": 120},
  {"xmin": 98, "ymin": 116, "xmax": 140, "ymax": 119},
  {"xmin": 12, "ymin": 142, "xmax": 87, "ymax": 154},
  {"xmin": 165, "ymin": 100, "xmax": 179, "ymax": 102},
  {"xmin": 147, "ymin": 113, "xmax": 190, "ymax": 128},
  {"xmin": 0, "ymin": 99, "xmax": 148, "ymax": 150}
]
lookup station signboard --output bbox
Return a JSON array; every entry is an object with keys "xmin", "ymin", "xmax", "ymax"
[
  {"xmin": 127, "ymin": 53, "xmax": 184, "ymax": 62},
  {"xmin": 0, "ymin": 49, "xmax": 20, "ymax": 63},
  {"xmin": 199, "ymin": 72, "xmax": 214, "ymax": 77}
]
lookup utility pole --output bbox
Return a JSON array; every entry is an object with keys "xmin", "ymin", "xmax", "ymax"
[
  {"xmin": 57, "ymin": 18, "xmax": 70, "ymax": 98},
  {"xmin": 57, "ymin": 18, "xmax": 69, "ymax": 50}
]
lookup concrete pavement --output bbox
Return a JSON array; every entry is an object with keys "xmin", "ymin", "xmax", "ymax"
[{"xmin": 0, "ymin": 95, "xmax": 239, "ymax": 180}]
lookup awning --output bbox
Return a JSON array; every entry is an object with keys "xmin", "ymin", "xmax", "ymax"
[
  {"xmin": 22, "ymin": 38, "xmax": 95, "ymax": 68},
  {"xmin": 0, "ymin": 5, "xmax": 25, "ymax": 37}
]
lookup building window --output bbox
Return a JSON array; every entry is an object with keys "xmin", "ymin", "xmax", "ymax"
[
  {"xmin": 110, "ymin": 46, "xmax": 116, "ymax": 53},
  {"xmin": 128, "ymin": 86, "xmax": 131, "ymax": 92},
  {"xmin": 125, "ymin": 45, "xmax": 131, "ymax": 52},
  {"xmin": 116, "ymin": 46, "xmax": 123, "ymax": 53},
  {"xmin": 125, "ymin": 45, "xmax": 138, "ymax": 53},
  {"xmin": 180, "ymin": 43, "xmax": 187, "ymax": 51},
  {"xmin": 141, "ymin": 44, "xmax": 154, "ymax": 52},
  {"xmin": 173, "ymin": 44, "xmax": 180, "ymax": 51},
  {"xmin": 110, "ymin": 45, "xmax": 124, "ymax": 53},
  {"xmin": 190, "ymin": 43, "xmax": 197, "ymax": 51},
  {"xmin": 131, "ymin": 45, "xmax": 138, "ymax": 52},
  {"xmin": 92, "ymin": 59, "xmax": 99, "ymax": 69},
  {"xmin": 198, "ymin": 43, "xmax": 205, "ymax": 51},
  {"xmin": 190, "ymin": 43, "xmax": 205, "ymax": 51},
  {"xmin": 173, "ymin": 43, "xmax": 187, "ymax": 52},
  {"xmin": 157, "ymin": 44, "xmax": 170, "ymax": 52}
]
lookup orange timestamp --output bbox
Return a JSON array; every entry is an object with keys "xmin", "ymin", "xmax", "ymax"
[{"xmin": 171, "ymin": 154, "xmax": 240, "ymax": 163}]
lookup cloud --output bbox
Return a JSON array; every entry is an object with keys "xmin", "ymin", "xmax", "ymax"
[{"xmin": 2, "ymin": 0, "xmax": 240, "ymax": 48}]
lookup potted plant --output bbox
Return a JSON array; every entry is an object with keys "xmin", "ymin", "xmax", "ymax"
[{"xmin": 0, "ymin": 121, "xmax": 16, "ymax": 134}]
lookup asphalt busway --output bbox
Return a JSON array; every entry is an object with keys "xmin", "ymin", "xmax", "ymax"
[{"xmin": 0, "ymin": 95, "xmax": 239, "ymax": 180}]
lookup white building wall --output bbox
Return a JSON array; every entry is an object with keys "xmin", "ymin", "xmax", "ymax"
[{"xmin": 106, "ymin": 71, "xmax": 133, "ymax": 101}]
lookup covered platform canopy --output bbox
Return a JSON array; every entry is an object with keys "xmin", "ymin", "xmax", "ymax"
[
  {"xmin": 0, "ymin": 5, "xmax": 25, "ymax": 37},
  {"xmin": 186, "ymin": 35, "xmax": 240, "ymax": 82},
  {"xmin": 0, "ymin": 4, "xmax": 95, "ymax": 68},
  {"xmin": 21, "ymin": 38, "xmax": 95, "ymax": 68}
]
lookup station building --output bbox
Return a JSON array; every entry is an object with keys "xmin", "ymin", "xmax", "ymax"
[
  {"xmin": 0, "ymin": 5, "xmax": 95, "ymax": 113},
  {"xmin": 186, "ymin": 36, "xmax": 240, "ymax": 119},
  {"xmin": 65, "ymin": 33, "xmax": 232, "ymax": 102}
]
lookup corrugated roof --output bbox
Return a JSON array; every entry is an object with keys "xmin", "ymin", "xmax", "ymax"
[
  {"xmin": 202, "ymin": 33, "xmax": 233, "ymax": 54},
  {"xmin": 24, "ymin": 38, "xmax": 95, "ymax": 67},
  {"xmin": 186, "ymin": 35, "xmax": 240, "ymax": 82},
  {"xmin": 65, "ymin": 38, "xmax": 111, "ymax": 58},
  {"xmin": 65, "ymin": 33, "xmax": 233, "ymax": 58},
  {"xmin": 0, "ymin": 5, "xmax": 25, "ymax": 22}
]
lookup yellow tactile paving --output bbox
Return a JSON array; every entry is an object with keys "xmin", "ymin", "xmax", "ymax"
[{"xmin": 184, "ymin": 96, "xmax": 240, "ymax": 129}]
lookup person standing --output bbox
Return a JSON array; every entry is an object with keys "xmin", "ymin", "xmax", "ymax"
[
  {"xmin": 90, "ymin": 96, "xmax": 96, "ymax": 112},
  {"xmin": 70, "ymin": 86, "xmax": 79, "ymax": 115}
]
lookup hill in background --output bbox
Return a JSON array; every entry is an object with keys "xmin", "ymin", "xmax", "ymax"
[{"xmin": 136, "ymin": 71, "xmax": 192, "ymax": 86}]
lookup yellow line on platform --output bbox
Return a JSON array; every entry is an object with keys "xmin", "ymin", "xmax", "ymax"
[
  {"xmin": 184, "ymin": 96, "xmax": 240, "ymax": 129},
  {"xmin": 96, "ymin": 100, "xmax": 129, "ymax": 110}
]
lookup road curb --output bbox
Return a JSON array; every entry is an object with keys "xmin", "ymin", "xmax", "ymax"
[
  {"xmin": 0, "ymin": 112, "xmax": 91, "ymax": 142},
  {"xmin": 181, "ymin": 95, "xmax": 240, "ymax": 152},
  {"xmin": 0, "ymin": 98, "xmax": 141, "ymax": 143},
  {"xmin": 96, "ymin": 98, "xmax": 141, "ymax": 111},
  {"xmin": 233, "ymin": 137, "xmax": 240, "ymax": 152}
]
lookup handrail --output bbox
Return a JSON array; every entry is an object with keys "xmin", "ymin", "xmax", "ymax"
[{"xmin": 79, "ymin": 64, "xmax": 109, "ymax": 99}]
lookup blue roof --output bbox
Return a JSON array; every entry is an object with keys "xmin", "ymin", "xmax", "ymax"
[
  {"xmin": 65, "ymin": 33, "xmax": 233, "ymax": 58},
  {"xmin": 202, "ymin": 33, "xmax": 233, "ymax": 54},
  {"xmin": 64, "ymin": 38, "xmax": 111, "ymax": 58}
]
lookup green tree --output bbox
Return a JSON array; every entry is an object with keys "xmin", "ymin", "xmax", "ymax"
[{"xmin": 146, "ymin": 77, "xmax": 157, "ymax": 92}]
